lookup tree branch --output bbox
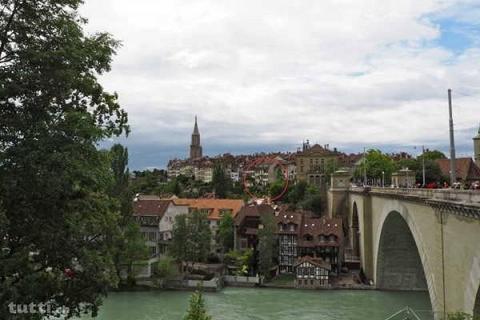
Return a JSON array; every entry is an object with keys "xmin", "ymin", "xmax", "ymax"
[{"xmin": 0, "ymin": 0, "xmax": 21, "ymax": 59}]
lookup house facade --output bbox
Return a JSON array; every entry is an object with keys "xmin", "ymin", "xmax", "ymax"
[
  {"xmin": 234, "ymin": 203, "xmax": 276, "ymax": 251},
  {"xmin": 276, "ymin": 206, "xmax": 344, "ymax": 275},
  {"xmin": 295, "ymin": 141, "xmax": 340, "ymax": 188},
  {"xmin": 132, "ymin": 195, "xmax": 171, "ymax": 258},
  {"xmin": 295, "ymin": 256, "xmax": 331, "ymax": 288},
  {"xmin": 171, "ymin": 198, "xmax": 245, "ymax": 252}
]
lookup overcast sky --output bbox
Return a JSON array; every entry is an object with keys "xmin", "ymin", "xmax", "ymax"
[{"xmin": 81, "ymin": 0, "xmax": 480, "ymax": 170}]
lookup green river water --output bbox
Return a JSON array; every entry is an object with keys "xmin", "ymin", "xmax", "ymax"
[{"xmin": 81, "ymin": 288, "xmax": 433, "ymax": 320}]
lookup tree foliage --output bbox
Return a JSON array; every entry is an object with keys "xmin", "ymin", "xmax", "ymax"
[
  {"xmin": 0, "ymin": 0, "xmax": 128, "ymax": 317},
  {"xmin": 184, "ymin": 290, "xmax": 212, "ymax": 320},
  {"xmin": 212, "ymin": 163, "xmax": 230, "ymax": 198},
  {"xmin": 257, "ymin": 212, "xmax": 276, "ymax": 279},
  {"xmin": 171, "ymin": 211, "xmax": 211, "ymax": 264},
  {"xmin": 108, "ymin": 144, "xmax": 148, "ymax": 283},
  {"xmin": 217, "ymin": 212, "xmax": 234, "ymax": 253}
]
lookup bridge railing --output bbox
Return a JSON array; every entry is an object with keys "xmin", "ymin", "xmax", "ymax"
[{"xmin": 350, "ymin": 186, "xmax": 480, "ymax": 204}]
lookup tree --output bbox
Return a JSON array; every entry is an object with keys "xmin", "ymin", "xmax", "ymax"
[
  {"xmin": 217, "ymin": 212, "xmax": 234, "ymax": 253},
  {"xmin": 212, "ymin": 163, "xmax": 230, "ymax": 198},
  {"xmin": 0, "ymin": 0, "xmax": 128, "ymax": 318},
  {"xmin": 171, "ymin": 211, "xmax": 211, "ymax": 268},
  {"xmin": 257, "ymin": 212, "xmax": 276, "ymax": 280},
  {"xmin": 153, "ymin": 256, "xmax": 178, "ymax": 279},
  {"xmin": 184, "ymin": 290, "xmax": 212, "ymax": 320},
  {"xmin": 187, "ymin": 210, "xmax": 212, "ymax": 264},
  {"xmin": 421, "ymin": 150, "xmax": 447, "ymax": 161},
  {"xmin": 170, "ymin": 214, "xmax": 190, "ymax": 265},
  {"xmin": 287, "ymin": 180, "xmax": 308, "ymax": 206},
  {"xmin": 301, "ymin": 194, "xmax": 323, "ymax": 215},
  {"xmin": 108, "ymin": 144, "xmax": 148, "ymax": 282},
  {"xmin": 355, "ymin": 149, "xmax": 395, "ymax": 183}
]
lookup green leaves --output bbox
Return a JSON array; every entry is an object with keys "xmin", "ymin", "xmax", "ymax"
[
  {"xmin": 258, "ymin": 212, "xmax": 276, "ymax": 279},
  {"xmin": 183, "ymin": 290, "xmax": 212, "ymax": 320},
  {"xmin": 171, "ymin": 211, "xmax": 211, "ymax": 264},
  {"xmin": 0, "ymin": 0, "xmax": 129, "ymax": 318}
]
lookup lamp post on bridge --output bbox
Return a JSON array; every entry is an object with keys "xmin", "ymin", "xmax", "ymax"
[{"xmin": 382, "ymin": 171, "xmax": 385, "ymax": 188}]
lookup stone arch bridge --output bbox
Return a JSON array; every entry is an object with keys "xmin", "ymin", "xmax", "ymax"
[{"xmin": 329, "ymin": 186, "xmax": 480, "ymax": 319}]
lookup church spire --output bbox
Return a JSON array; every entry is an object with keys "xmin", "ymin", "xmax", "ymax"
[
  {"xmin": 190, "ymin": 116, "xmax": 202, "ymax": 159},
  {"xmin": 193, "ymin": 115, "xmax": 200, "ymax": 135}
]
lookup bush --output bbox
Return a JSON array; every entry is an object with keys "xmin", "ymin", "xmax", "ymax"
[
  {"xmin": 153, "ymin": 256, "xmax": 178, "ymax": 279},
  {"xmin": 448, "ymin": 312, "xmax": 479, "ymax": 320},
  {"xmin": 207, "ymin": 253, "xmax": 220, "ymax": 264}
]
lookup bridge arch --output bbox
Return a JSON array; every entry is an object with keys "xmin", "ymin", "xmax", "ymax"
[
  {"xmin": 475, "ymin": 288, "xmax": 480, "ymax": 317},
  {"xmin": 376, "ymin": 211, "xmax": 428, "ymax": 290},
  {"xmin": 350, "ymin": 202, "xmax": 360, "ymax": 258},
  {"xmin": 374, "ymin": 205, "xmax": 439, "ymax": 314}
]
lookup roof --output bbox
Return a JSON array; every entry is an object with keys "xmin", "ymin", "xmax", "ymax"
[
  {"xmin": 171, "ymin": 198, "xmax": 245, "ymax": 220},
  {"xmin": 436, "ymin": 158, "xmax": 480, "ymax": 181},
  {"xmin": 298, "ymin": 144, "xmax": 337, "ymax": 157},
  {"xmin": 193, "ymin": 116, "xmax": 200, "ymax": 135},
  {"xmin": 133, "ymin": 199, "xmax": 171, "ymax": 217},
  {"xmin": 274, "ymin": 206, "xmax": 343, "ymax": 246},
  {"xmin": 295, "ymin": 256, "xmax": 331, "ymax": 270},
  {"xmin": 234, "ymin": 203, "xmax": 275, "ymax": 225}
]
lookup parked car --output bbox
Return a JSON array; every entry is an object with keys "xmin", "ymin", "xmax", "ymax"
[{"xmin": 426, "ymin": 182, "xmax": 438, "ymax": 189}]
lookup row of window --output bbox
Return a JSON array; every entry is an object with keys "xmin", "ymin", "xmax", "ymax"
[
  {"xmin": 297, "ymin": 278, "xmax": 329, "ymax": 286},
  {"xmin": 302, "ymin": 234, "xmax": 337, "ymax": 242},
  {"xmin": 297, "ymin": 267, "xmax": 329, "ymax": 277}
]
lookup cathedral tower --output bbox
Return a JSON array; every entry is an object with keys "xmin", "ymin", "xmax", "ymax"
[
  {"xmin": 190, "ymin": 116, "xmax": 203, "ymax": 159},
  {"xmin": 474, "ymin": 124, "xmax": 480, "ymax": 166}
]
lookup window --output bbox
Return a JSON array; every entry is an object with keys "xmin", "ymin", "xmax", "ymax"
[
  {"xmin": 149, "ymin": 246, "xmax": 157, "ymax": 257},
  {"xmin": 148, "ymin": 232, "xmax": 157, "ymax": 241}
]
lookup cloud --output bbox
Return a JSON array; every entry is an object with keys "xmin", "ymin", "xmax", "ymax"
[{"xmin": 81, "ymin": 0, "xmax": 480, "ymax": 169}]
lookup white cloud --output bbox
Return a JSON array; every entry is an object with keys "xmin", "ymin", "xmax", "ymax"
[{"xmin": 81, "ymin": 0, "xmax": 480, "ymax": 164}]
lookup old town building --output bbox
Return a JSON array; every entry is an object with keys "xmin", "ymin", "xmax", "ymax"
[
  {"xmin": 295, "ymin": 256, "xmax": 331, "ymax": 288},
  {"xmin": 436, "ymin": 158, "xmax": 480, "ymax": 185},
  {"xmin": 171, "ymin": 198, "xmax": 245, "ymax": 252},
  {"xmin": 295, "ymin": 141, "xmax": 341, "ymax": 188},
  {"xmin": 276, "ymin": 207, "xmax": 344, "ymax": 275},
  {"xmin": 133, "ymin": 195, "xmax": 244, "ymax": 256},
  {"xmin": 234, "ymin": 203, "xmax": 275, "ymax": 251},
  {"xmin": 474, "ymin": 125, "xmax": 480, "ymax": 166}
]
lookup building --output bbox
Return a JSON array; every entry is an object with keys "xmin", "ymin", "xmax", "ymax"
[
  {"xmin": 294, "ymin": 256, "xmax": 331, "ymax": 288},
  {"xmin": 276, "ymin": 207, "xmax": 344, "ymax": 275},
  {"xmin": 296, "ymin": 141, "xmax": 340, "ymax": 188},
  {"xmin": 132, "ymin": 195, "xmax": 170, "ymax": 257},
  {"xmin": 171, "ymin": 198, "xmax": 245, "ymax": 252},
  {"xmin": 190, "ymin": 116, "xmax": 203, "ymax": 160},
  {"xmin": 474, "ymin": 125, "xmax": 480, "ymax": 166},
  {"xmin": 234, "ymin": 203, "xmax": 276, "ymax": 250},
  {"xmin": 436, "ymin": 158, "xmax": 480, "ymax": 185},
  {"xmin": 392, "ymin": 168, "xmax": 416, "ymax": 188},
  {"xmin": 134, "ymin": 195, "xmax": 245, "ymax": 256},
  {"xmin": 158, "ymin": 200, "xmax": 189, "ymax": 254}
]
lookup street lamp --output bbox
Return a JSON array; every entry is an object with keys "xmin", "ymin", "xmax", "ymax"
[
  {"xmin": 422, "ymin": 146, "xmax": 426, "ymax": 187},
  {"xmin": 382, "ymin": 171, "xmax": 385, "ymax": 188}
]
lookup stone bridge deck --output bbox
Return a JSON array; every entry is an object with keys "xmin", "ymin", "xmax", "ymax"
[{"xmin": 349, "ymin": 186, "xmax": 480, "ymax": 219}]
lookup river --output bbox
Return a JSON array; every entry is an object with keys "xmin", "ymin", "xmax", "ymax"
[{"xmin": 81, "ymin": 288, "xmax": 433, "ymax": 320}]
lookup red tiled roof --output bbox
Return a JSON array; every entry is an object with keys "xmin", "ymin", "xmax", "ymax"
[
  {"xmin": 133, "ymin": 199, "xmax": 171, "ymax": 217},
  {"xmin": 170, "ymin": 198, "xmax": 244, "ymax": 220},
  {"xmin": 436, "ymin": 158, "xmax": 480, "ymax": 181}
]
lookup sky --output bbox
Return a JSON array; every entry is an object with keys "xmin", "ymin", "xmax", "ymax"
[{"xmin": 80, "ymin": 0, "xmax": 480, "ymax": 170}]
